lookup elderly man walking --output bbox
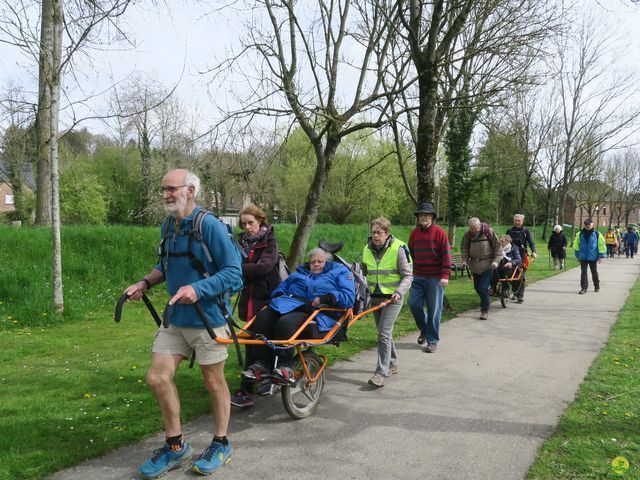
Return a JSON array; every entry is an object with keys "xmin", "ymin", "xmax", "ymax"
[
  {"xmin": 125, "ymin": 169, "xmax": 243, "ymax": 479},
  {"xmin": 407, "ymin": 202, "xmax": 451, "ymax": 353},
  {"xmin": 461, "ymin": 218, "xmax": 503, "ymax": 320},
  {"xmin": 506, "ymin": 214, "xmax": 537, "ymax": 303}
]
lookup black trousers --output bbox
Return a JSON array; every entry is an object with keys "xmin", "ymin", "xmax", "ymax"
[
  {"xmin": 244, "ymin": 307, "xmax": 320, "ymax": 371},
  {"xmin": 580, "ymin": 260, "xmax": 600, "ymax": 290}
]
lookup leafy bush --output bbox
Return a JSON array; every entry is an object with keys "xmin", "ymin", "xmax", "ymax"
[{"xmin": 60, "ymin": 167, "xmax": 108, "ymax": 225}]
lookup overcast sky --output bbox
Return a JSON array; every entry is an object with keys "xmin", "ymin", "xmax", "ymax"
[{"xmin": 1, "ymin": 0, "xmax": 640, "ymax": 139}]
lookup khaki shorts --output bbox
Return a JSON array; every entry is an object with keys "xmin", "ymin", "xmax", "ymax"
[{"xmin": 152, "ymin": 324, "xmax": 230, "ymax": 365}]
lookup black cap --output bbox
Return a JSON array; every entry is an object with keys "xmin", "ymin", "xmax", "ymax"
[{"xmin": 414, "ymin": 202, "xmax": 437, "ymax": 217}]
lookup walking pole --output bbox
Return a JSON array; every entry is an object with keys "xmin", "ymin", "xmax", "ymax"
[{"xmin": 548, "ymin": 249, "xmax": 551, "ymax": 269}]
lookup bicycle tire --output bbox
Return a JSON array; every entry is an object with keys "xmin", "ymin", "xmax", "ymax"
[{"xmin": 281, "ymin": 350, "xmax": 325, "ymax": 420}]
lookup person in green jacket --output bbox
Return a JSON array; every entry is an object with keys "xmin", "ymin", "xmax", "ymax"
[{"xmin": 362, "ymin": 217, "xmax": 413, "ymax": 387}]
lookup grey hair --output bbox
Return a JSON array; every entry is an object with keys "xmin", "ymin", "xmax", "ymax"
[
  {"xmin": 184, "ymin": 171, "xmax": 201, "ymax": 198},
  {"xmin": 514, "ymin": 213, "xmax": 525, "ymax": 221},
  {"xmin": 468, "ymin": 217, "xmax": 481, "ymax": 228},
  {"xmin": 307, "ymin": 247, "xmax": 333, "ymax": 262},
  {"xmin": 500, "ymin": 234, "xmax": 512, "ymax": 243},
  {"xmin": 554, "ymin": 225, "xmax": 562, "ymax": 232}
]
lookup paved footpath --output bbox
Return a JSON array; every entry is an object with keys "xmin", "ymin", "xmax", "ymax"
[{"xmin": 50, "ymin": 257, "xmax": 640, "ymax": 480}]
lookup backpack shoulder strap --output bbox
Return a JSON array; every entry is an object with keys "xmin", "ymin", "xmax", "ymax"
[{"xmin": 192, "ymin": 209, "xmax": 214, "ymax": 264}]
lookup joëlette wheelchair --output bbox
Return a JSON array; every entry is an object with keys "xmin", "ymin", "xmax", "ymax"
[
  {"xmin": 115, "ymin": 241, "xmax": 388, "ymax": 420},
  {"xmin": 492, "ymin": 254, "xmax": 533, "ymax": 308}
]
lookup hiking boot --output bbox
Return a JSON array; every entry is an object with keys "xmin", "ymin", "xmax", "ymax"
[
  {"xmin": 139, "ymin": 441, "xmax": 192, "ymax": 479},
  {"xmin": 192, "ymin": 440, "xmax": 232, "ymax": 476},
  {"xmin": 424, "ymin": 343, "xmax": 437, "ymax": 353},
  {"xmin": 578, "ymin": 289, "xmax": 587, "ymax": 294},
  {"xmin": 368, "ymin": 373, "xmax": 385, "ymax": 387},
  {"xmin": 479, "ymin": 310, "xmax": 488, "ymax": 320},
  {"xmin": 510, "ymin": 295, "xmax": 517, "ymax": 301},
  {"xmin": 516, "ymin": 297, "xmax": 524, "ymax": 304},
  {"xmin": 230, "ymin": 390, "xmax": 254, "ymax": 408},
  {"xmin": 271, "ymin": 366, "xmax": 297, "ymax": 385},
  {"xmin": 417, "ymin": 333, "xmax": 426, "ymax": 345},
  {"xmin": 241, "ymin": 361, "xmax": 268, "ymax": 381},
  {"xmin": 594, "ymin": 286, "xmax": 600, "ymax": 292},
  {"xmin": 388, "ymin": 365, "xmax": 398, "ymax": 375}
]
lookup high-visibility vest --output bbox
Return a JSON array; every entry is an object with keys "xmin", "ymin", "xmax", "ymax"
[{"xmin": 362, "ymin": 238, "xmax": 408, "ymax": 294}]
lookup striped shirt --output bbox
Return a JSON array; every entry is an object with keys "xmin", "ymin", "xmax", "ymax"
[{"xmin": 408, "ymin": 224, "xmax": 452, "ymax": 279}]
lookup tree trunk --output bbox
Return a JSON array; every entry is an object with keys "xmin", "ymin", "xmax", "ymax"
[
  {"xmin": 448, "ymin": 222, "xmax": 457, "ymax": 249},
  {"xmin": 287, "ymin": 138, "xmax": 338, "ymax": 268},
  {"xmin": 415, "ymin": 66, "xmax": 439, "ymax": 203},
  {"xmin": 34, "ymin": 0, "xmax": 55, "ymax": 225},
  {"xmin": 49, "ymin": 0, "xmax": 64, "ymax": 313},
  {"xmin": 138, "ymin": 121, "xmax": 152, "ymax": 223}
]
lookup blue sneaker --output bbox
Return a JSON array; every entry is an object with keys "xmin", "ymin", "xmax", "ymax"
[
  {"xmin": 138, "ymin": 441, "xmax": 191, "ymax": 479},
  {"xmin": 192, "ymin": 440, "xmax": 232, "ymax": 475}
]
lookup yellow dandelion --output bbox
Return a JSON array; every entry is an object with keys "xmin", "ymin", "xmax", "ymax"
[
  {"xmin": 84, "ymin": 393, "xmax": 92, "ymax": 399},
  {"xmin": 118, "ymin": 376, "xmax": 124, "ymax": 380}
]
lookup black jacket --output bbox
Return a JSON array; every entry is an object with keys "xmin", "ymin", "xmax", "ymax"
[
  {"xmin": 547, "ymin": 231, "xmax": 567, "ymax": 258},
  {"xmin": 238, "ymin": 225, "xmax": 281, "ymax": 321}
]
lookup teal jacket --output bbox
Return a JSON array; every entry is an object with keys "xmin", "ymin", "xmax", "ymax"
[
  {"xmin": 573, "ymin": 229, "xmax": 606, "ymax": 262},
  {"xmin": 155, "ymin": 207, "xmax": 243, "ymax": 328}
]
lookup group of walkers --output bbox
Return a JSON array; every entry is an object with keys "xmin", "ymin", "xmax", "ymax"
[
  {"xmin": 603, "ymin": 225, "xmax": 639, "ymax": 259},
  {"xmin": 122, "ymin": 168, "xmax": 633, "ymax": 479}
]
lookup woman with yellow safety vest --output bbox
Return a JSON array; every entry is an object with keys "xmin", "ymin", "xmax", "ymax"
[{"xmin": 361, "ymin": 217, "xmax": 413, "ymax": 387}]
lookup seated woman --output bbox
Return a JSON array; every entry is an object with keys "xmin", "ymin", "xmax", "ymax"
[
  {"xmin": 242, "ymin": 247, "xmax": 356, "ymax": 386},
  {"xmin": 491, "ymin": 234, "xmax": 522, "ymax": 294}
]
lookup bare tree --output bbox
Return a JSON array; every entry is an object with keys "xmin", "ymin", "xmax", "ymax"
[
  {"xmin": 552, "ymin": 19, "xmax": 640, "ymax": 225},
  {"xmin": 391, "ymin": 0, "xmax": 561, "ymax": 230},
  {"xmin": 0, "ymin": 85, "xmax": 35, "ymax": 223},
  {"xmin": 605, "ymin": 150, "xmax": 640, "ymax": 226},
  {"xmin": 1, "ymin": 0, "xmax": 134, "ymax": 225},
  {"xmin": 210, "ymin": 0, "xmax": 401, "ymax": 266}
]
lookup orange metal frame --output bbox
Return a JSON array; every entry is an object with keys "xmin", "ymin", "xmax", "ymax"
[
  {"xmin": 213, "ymin": 300, "xmax": 391, "ymax": 385},
  {"xmin": 497, "ymin": 256, "xmax": 534, "ymax": 283}
]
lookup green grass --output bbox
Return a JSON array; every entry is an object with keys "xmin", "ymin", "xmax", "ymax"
[
  {"xmin": 527, "ymin": 277, "xmax": 640, "ymax": 480},
  {"xmin": 0, "ymin": 223, "xmax": 588, "ymax": 478}
]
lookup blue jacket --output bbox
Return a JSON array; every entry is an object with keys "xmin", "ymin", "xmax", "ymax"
[
  {"xmin": 623, "ymin": 230, "xmax": 639, "ymax": 245},
  {"xmin": 155, "ymin": 207, "xmax": 243, "ymax": 328},
  {"xmin": 270, "ymin": 261, "xmax": 356, "ymax": 332},
  {"xmin": 574, "ymin": 229, "xmax": 606, "ymax": 262},
  {"xmin": 501, "ymin": 244, "xmax": 522, "ymax": 266}
]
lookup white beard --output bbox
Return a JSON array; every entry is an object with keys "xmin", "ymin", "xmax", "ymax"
[{"xmin": 164, "ymin": 194, "xmax": 187, "ymax": 214}]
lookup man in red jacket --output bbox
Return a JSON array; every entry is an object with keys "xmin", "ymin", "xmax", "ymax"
[{"xmin": 408, "ymin": 202, "xmax": 452, "ymax": 353}]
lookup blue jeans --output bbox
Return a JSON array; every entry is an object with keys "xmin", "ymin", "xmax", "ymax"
[
  {"xmin": 472, "ymin": 269, "xmax": 492, "ymax": 311},
  {"xmin": 408, "ymin": 276, "xmax": 444, "ymax": 345}
]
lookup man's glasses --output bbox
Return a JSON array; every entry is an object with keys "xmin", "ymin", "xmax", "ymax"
[
  {"xmin": 160, "ymin": 185, "xmax": 188, "ymax": 194},
  {"xmin": 371, "ymin": 230, "xmax": 387, "ymax": 236}
]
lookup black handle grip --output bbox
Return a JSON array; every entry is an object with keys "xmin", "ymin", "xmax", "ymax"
[
  {"xmin": 115, "ymin": 292, "xmax": 161, "ymax": 327},
  {"xmin": 114, "ymin": 293, "xmax": 128, "ymax": 323}
]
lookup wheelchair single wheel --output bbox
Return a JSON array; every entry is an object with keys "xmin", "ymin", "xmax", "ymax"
[
  {"xmin": 500, "ymin": 283, "xmax": 510, "ymax": 308},
  {"xmin": 282, "ymin": 350, "xmax": 325, "ymax": 420}
]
